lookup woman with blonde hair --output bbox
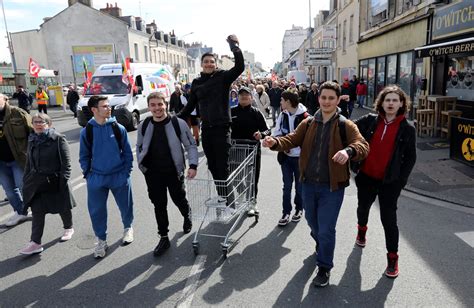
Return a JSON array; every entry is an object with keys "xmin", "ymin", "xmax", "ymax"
[
  {"xmin": 352, "ymin": 85, "xmax": 416, "ymax": 278},
  {"xmin": 254, "ymin": 84, "xmax": 271, "ymax": 118},
  {"xmin": 20, "ymin": 113, "xmax": 76, "ymax": 254}
]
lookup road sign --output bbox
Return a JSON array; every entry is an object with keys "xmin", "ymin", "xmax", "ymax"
[
  {"xmin": 304, "ymin": 59, "xmax": 331, "ymax": 66},
  {"xmin": 305, "ymin": 48, "xmax": 333, "ymax": 54},
  {"xmin": 305, "ymin": 48, "xmax": 333, "ymax": 60}
]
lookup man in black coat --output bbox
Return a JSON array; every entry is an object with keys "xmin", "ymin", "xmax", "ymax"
[
  {"xmin": 66, "ymin": 84, "xmax": 80, "ymax": 118},
  {"xmin": 178, "ymin": 35, "xmax": 244, "ymax": 205},
  {"xmin": 231, "ymin": 87, "xmax": 271, "ymax": 215},
  {"xmin": 305, "ymin": 83, "xmax": 319, "ymax": 115},
  {"xmin": 169, "ymin": 84, "xmax": 184, "ymax": 114},
  {"xmin": 268, "ymin": 81, "xmax": 282, "ymax": 127},
  {"xmin": 12, "ymin": 85, "xmax": 32, "ymax": 114}
]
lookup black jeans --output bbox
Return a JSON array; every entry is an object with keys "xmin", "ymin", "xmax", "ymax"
[
  {"xmin": 355, "ymin": 172, "xmax": 402, "ymax": 253},
  {"xmin": 37, "ymin": 104, "xmax": 47, "ymax": 114},
  {"xmin": 145, "ymin": 170, "xmax": 190, "ymax": 237},
  {"xmin": 31, "ymin": 209, "xmax": 73, "ymax": 244},
  {"xmin": 69, "ymin": 102, "xmax": 78, "ymax": 117},
  {"xmin": 201, "ymin": 125, "xmax": 232, "ymax": 200}
]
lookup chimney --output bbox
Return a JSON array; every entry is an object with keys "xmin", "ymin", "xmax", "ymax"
[{"xmin": 100, "ymin": 2, "xmax": 122, "ymax": 17}]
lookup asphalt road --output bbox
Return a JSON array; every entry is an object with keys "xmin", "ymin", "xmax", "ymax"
[{"xmin": 0, "ymin": 108, "xmax": 473, "ymax": 307}]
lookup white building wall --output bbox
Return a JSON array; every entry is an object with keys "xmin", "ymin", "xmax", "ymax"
[
  {"xmin": 336, "ymin": 0, "xmax": 359, "ymax": 81},
  {"xmin": 282, "ymin": 26, "xmax": 309, "ymax": 62},
  {"xmin": 128, "ymin": 29, "xmax": 151, "ymax": 63},
  {"xmin": 11, "ymin": 30, "xmax": 48, "ymax": 70}
]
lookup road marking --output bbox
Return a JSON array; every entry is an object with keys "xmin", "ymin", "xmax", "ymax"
[
  {"xmin": 455, "ymin": 231, "xmax": 474, "ymax": 248},
  {"xmin": 70, "ymin": 175, "xmax": 84, "ymax": 184},
  {"xmin": 72, "ymin": 182, "xmax": 86, "ymax": 191},
  {"xmin": 176, "ymin": 255, "xmax": 206, "ymax": 308}
]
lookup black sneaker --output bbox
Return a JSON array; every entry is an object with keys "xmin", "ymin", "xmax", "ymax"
[
  {"xmin": 153, "ymin": 237, "xmax": 170, "ymax": 256},
  {"xmin": 313, "ymin": 267, "xmax": 330, "ymax": 287},
  {"xmin": 278, "ymin": 214, "xmax": 291, "ymax": 226},
  {"xmin": 291, "ymin": 210, "xmax": 303, "ymax": 222},
  {"xmin": 183, "ymin": 218, "xmax": 192, "ymax": 234}
]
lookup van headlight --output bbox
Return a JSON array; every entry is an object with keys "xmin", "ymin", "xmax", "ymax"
[{"xmin": 114, "ymin": 102, "xmax": 127, "ymax": 109}]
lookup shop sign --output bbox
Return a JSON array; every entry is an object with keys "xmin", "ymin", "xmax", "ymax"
[
  {"xmin": 433, "ymin": 1, "xmax": 474, "ymax": 40},
  {"xmin": 416, "ymin": 40, "xmax": 474, "ymax": 58},
  {"xmin": 450, "ymin": 117, "xmax": 474, "ymax": 167}
]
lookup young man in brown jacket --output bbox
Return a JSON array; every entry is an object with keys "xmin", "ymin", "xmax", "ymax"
[{"xmin": 263, "ymin": 81, "xmax": 369, "ymax": 287}]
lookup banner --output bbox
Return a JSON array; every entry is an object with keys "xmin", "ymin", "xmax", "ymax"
[
  {"xmin": 29, "ymin": 58, "xmax": 41, "ymax": 77},
  {"xmin": 72, "ymin": 44, "xmax": 115, "ymax": 80}
]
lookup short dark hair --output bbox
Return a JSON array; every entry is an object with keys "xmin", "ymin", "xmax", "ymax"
[
  {"xmin": 319, "ymin": 81, "xmax": 341, "ymax": 97},
  {"xmin": 281, "ymin": 90, "xmax": 299, "ymax": 108},
  {"xmin": 147, "ymin": 91, "xmax": 167, "ymax": 105},
  {"xmin": 374, "ymin": 85, "xmax": 411, "ymax": 116},
  {"xmin": 201, "ymin": 52, "xmax": 216, "ymax": 62},
  {"xmin": 88, "ymin": 95, "xmax": 108, "ymax": 109}
]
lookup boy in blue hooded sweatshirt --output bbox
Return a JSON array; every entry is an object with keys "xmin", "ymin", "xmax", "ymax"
[{"xmin": 79, "ymin": 95, "xmax": 134, "ymax": 259}]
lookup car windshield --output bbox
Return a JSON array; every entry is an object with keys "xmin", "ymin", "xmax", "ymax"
[{"xmin": 85, "ymin": 76, "xmax": 129, "ymax": 95}]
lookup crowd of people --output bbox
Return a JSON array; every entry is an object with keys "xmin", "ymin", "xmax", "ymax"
[{"xmin": 0, "ymin": 34, "xmax": 417, "ymax": 289}]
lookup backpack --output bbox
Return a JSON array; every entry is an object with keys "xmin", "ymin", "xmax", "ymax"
[
  {"xmin": 86, "ymin": 121, "xmax": 123, "ymax": 153},
  {"xmin": 141, "ymin": 115, "xmax": 182, "ymax": 142}
]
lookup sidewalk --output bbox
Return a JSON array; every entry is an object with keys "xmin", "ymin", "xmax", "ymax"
[{"xmin": 350, "ymin": 107, "xmax": 474, "ymax": 208}]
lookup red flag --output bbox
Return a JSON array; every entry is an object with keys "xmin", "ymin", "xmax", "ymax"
[{"xmin": 29, "ymin": 58, "xmax": 40, "ymax": 77}]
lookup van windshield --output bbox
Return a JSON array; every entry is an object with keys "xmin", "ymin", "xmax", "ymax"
[{"xmin": 85, "ymin": 76, "xmax": 129, "ymax": 95}]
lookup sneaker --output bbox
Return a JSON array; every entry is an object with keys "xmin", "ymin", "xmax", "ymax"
[
  {"xmin": 356, "ymin": 225, "xmax": 368, "ymax": 247},
  {"xmin": 278, "ymin": 214, "xmax": 291, "ymax": 226},
  {"xmin": 153, "ymin": 237, "xmax": 170, "ymax": 256},
  {"xmin": 122, "ymin": 227, "xmax": 134, "ymax": 245},
  {"xmin": 247, "ymin": 203, "xmax": 259, "ymax": 217},
  {"xmin": 183, "ymin": 217, "xmax": 192, "ymax": 234},
  {"xmin": 94, "ymin": 239, "xmax": 108, "ymax": 259},
  {"xmin": 385, "ymin": 252, "xmax": 399, "ymax": 278},
  {"xmin": 291, "ymin": 210, "xmax": 303, "ymax": 222},
  {"xmin": 60, "ymin": 228, "xmax": 75, "ymax": 242},
  {"xmin": 5, "ymin": 212, "xmax": 28, "ymax": 227},
  {"xmin": 313, "ymin": 267, "xmax": 330, "ymax": 287},
  {"xmin": 20, "ymin": 241, "xmax": 43, "ymax": 255}
]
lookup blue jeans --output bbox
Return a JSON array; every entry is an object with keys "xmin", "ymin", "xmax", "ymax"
[
  {"xmin": 302, "ymin": 182, "xmax": 345, "ymax": 269},
  {"xmin": 86, "ymin": 171, "xmax": 134, "ymax": 241},
  {"xmin": 357, "ymin": 95, "xmax": 366, "ymax": 108},
  {"xmin": 0, "ymin": 160, "xmax": 26, "ymax": 214},
  {"xmin": 281, "ymin": 156, "xmax": 302, "ymax": 215}
]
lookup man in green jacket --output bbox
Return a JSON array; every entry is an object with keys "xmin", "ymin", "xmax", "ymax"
[{"xmin": 0, "ymin": 93, "xmax": 32, "ymax": 226}]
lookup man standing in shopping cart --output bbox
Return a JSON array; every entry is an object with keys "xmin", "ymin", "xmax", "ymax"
[
  {"xmin": 178, "ymin": 34, "xmax": 245, "ymax": 207},
  {"xmin": 137, "ymin": 92, "xmax": 198, "ymax": 256},
  {"xmin": 263, "ymin": 81, "xmax": 369, "ymax": 288},
  {"xmin": 230, "ymin": 86, "xmax": 271, "ymax": 216}
]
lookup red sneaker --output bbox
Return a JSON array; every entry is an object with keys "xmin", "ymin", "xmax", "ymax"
[
  {"xmin": 385, "ymin": 252, "xmax": 399, "ymax": 278},
  {"xmin": 356, "ymin": 225, "xmax": 368, "ymax": 247}
]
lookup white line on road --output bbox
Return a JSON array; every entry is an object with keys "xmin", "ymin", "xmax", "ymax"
[
  {"xmin": 455, "ymin": 231, "xmax": 474, "ymax": 248},
  {"xmin": 176, "ymin": 255, "xmax": 206, "ymax": 308},
  {"xmin": 70, "ymin": 175, "xmax": 84, "ymax": 184},
  {"xmin": 72, "ymin": 182, "xmax": 86, "ymax": 191}
]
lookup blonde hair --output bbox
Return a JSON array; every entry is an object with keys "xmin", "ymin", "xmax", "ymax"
[
  {"xmin": 256, "ymin": 85, "xmax": 265, "ymax": 92},
  {"xmin": 32, "ymin": 112, "xmax": 52, "ymax": 125}
]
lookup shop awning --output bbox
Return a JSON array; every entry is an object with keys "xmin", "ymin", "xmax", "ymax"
[{"xmin": 415, "ymin": 37, "xmax": 474, "ymax": 58}]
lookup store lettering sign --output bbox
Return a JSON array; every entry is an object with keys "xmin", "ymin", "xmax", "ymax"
[
  {"xmin": 433, "ymin": 2, "xmax": 474, "ymax": 40},
  {"xmin": 416, "ymin": 41, "xmax": 474, "ymax": 58},
  {"xmin": 450, "ymin": 117, "xmax": 474, "ymax": 167}
]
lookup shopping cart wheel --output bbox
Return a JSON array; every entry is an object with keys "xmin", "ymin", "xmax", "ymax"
[
  {"xmin": 193, "ymin": 243, "xmax": 200, "ymax": 255},
  {"xmin": 222, "ymin": 248, "xmax": 228, "ymax": 259},
  {"xmin": 255, "ymin": 212, "xmax": 259, "ymax": 223}
]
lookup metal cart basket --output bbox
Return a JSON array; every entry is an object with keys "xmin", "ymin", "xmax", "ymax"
[{"xmin": 186, "ymin": 140, "xmax": 259, "ymax": 258}]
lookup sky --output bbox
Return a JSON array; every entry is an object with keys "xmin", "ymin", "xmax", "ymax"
[{"xmin": 0, "ymin": 0, "xmax": 329, "ymax": 70}]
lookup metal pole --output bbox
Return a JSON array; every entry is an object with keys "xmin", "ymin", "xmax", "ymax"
[
  {"xmin": 1, "ymin": 0, "xmax": 16, "ymax": 73},
  {"xmin": 308, "ymin": 0, "xmax": 313, "ymax": 83}
]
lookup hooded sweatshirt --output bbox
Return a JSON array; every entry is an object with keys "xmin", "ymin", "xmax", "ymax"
[
  {"xmin": 79, "ymin": 117, "xmax": 133, "ymax": 177},
  {"xmin": 272, "ymin": 103, "xmax": 307, "ymax": 157}
]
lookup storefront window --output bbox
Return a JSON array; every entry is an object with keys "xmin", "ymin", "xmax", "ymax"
[
  {"xmin": 398, "ymin": 52, "xmax": 413, "ymax": 98},
  {"xmin": 359, "ymin": 60, "xmax": 368, "ymax": 82},
  {"xmin": 387, "ymin": 55, "xmax": 397, "ymax": 85},
  {"xmin": 446, "ymin": 55, "xmax": 474, "ymax": 102},
  {"xmin": 368, "ymin": 58, "xmax": 376, "ymax": 106},
  {"xmin": 413, "ymin": 58, "xmax": 425, "ymax": 108},
  {"xmin": 376, "ymin": 56, "xmax": 386, "ymax": 97}
]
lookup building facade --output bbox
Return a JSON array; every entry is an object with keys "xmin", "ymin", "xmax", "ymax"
[
  {"xmin": 336, "ymin": 0, "xmax": 359, "ymax": 81},
  {"xmin": 282, "ymin": 25, "xmax": 309, "ymax": 62}
]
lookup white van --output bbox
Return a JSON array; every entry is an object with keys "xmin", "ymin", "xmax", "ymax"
[
  {"xmin": 287, "ymin": 70, "xmax": 310, "ymax": 86},
  {"xmin": 77, "ymin": 63, "xmax": 175, "ymax": 130}
]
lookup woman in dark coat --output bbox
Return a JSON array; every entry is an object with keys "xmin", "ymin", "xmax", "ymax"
[
  {"xmin": 20, "ymin": 113, "xmax": 76, "ymax": 255},
  {"xmin": 352, "ymin": 85, "xmax": 416, "ymax": 278}
]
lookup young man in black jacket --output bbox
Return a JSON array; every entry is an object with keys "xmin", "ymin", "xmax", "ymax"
[
  {"xmin": 178, "ymin": 35, "xmax": 245, "ymax": 204},
  {"xmin": 230, "ymin": 87, "xmax": 271, "ymax": 215},
  {"xmin": 268, "ymin": 81, "xmax": 282, "ymax": 127}
]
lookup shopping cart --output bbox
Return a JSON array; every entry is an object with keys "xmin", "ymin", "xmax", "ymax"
[{"xmin": 186, "ymin": 139, "xmax": 259, "ymax": 258}]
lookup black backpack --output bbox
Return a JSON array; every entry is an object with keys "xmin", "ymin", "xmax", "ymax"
[
  {"xmin": 306, "ymin": 115, "xmax": 348, "ymax": 147},
  {"xmin": 141, "ymin": 115, "xmax": 182, "ymax": 141},
  {"xmin": 85, "ymin": 122, "xmax": 123, "ymax": 153}
]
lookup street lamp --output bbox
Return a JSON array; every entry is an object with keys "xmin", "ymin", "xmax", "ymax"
[{"xmin": 1, "ymin": 0, "xmax": 16, "ymax": 72}]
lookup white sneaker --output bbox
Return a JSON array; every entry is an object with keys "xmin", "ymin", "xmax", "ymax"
[
  {"xmin": 122, "ymin": 227, "xmax": 134, "ymax": 245},
  {"xmin": 5, "ymin": 212, "xmax": 28, "ymax": 227},
  {"xmin": 60, "ymin": 228, "xmax": 74, "ymax": 242},
  {"xmin": 94, "ymin": 239, "xmax": 108, "ymax": 259},
  {"xmin": 247, "ymin": 203, "xmax": 259, "ymax": 216},
  {"xmin": 20, "ymin": 241, "xmax": 43, "ymax": 255}
]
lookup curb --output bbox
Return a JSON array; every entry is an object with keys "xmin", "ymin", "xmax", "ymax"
[{"xmin": 403, "ymin": 185, "xmax": 473, "ymax": 209}]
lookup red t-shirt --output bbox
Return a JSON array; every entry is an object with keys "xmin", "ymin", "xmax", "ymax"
[{"xmin": 361, "ymin": 114, "xmax": 405, "ymax": 180}]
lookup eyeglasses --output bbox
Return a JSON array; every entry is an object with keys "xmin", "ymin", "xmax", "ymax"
[
  {"xmin": 32, "ymin": 120, "xmax": 47, "ymax": 125},
  {"xmin": 97, "ymin": 105, "xmax": 111, "ymax": 109}
]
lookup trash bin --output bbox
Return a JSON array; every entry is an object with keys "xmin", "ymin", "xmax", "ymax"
[{"xmin": 47, "ymin": 85, "xmax": 64, "ymax": 106}]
